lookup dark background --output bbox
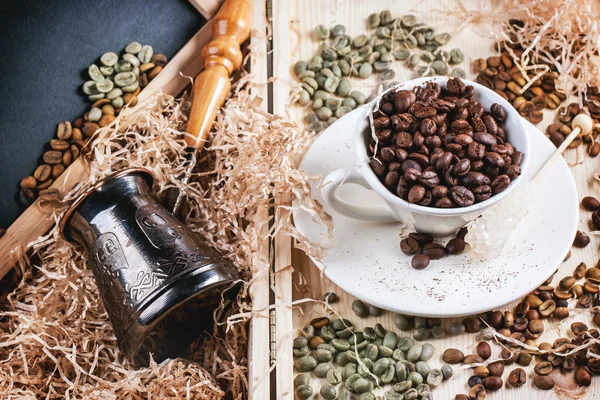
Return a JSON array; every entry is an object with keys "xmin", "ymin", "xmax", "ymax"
[{"xmin": 0, "ymin": 0, "xmax": 205, "ymax": 228}]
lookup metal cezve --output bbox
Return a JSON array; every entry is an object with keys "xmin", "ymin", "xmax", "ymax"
[{"xmin": 59, "ymin": 168, "xmax": 239, "ymax": 366}]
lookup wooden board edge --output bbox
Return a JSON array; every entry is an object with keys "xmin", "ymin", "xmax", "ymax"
[{"xmin": 188, "ymin": 0, "xmax": 224, "ymax": 20}]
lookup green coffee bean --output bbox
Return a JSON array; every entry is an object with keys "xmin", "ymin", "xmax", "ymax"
[
  {"xmin": 395, "ymin": 362, "xmax": 408, "ymax": 381},
  {"xmin": 314, "ymin": 24, "xmax": 329, "ymax": 40},
  {"xmin": 359, "ymin": 393, "xmax": 376, "ymax": 400},
  {"xmin": 320, "ymin": 384, "xmax": 337, "ymax": 400},
  {"xmin": 326, "ymin": 368, "xmax": 342, "ymax": 385},
  {"xmin": 294, "ymin": 60, "xmax": 307, "ymax": 76},
  {"xmin": 298, "ymin": 89, "xmax": 310, "ymax": 106},
  {"xmin": 338, "ymin": 387, "xmax": 352, "ymax": 400},
  {"xmin": 86, "ymin": 107, "xmax": 101, "ymax": 122},
  {"xmin": 331, "ymin": 24, "xmax": 345, "ymax": 37},
  {"xmin": 321, "ymin": 325, "xmax": 337, "ymax": 341},
  {"xmin": 355, "ymin": 340, "xmax": 368, "ymax": 351},
  {"xmin": 358, "ymin": 63, "xmax": 372, "ymax": 79},
  {"xmin": 330, "ymin": 318, "xmax": 351, "ymax": 330},
  {"xmin": 322, "ymin": 99, "xmax": 339, "ymax": 112},
  {"xmin": 373, "ymin": 44, "xmax": 387, "ymax": 54},
  {"xmin": 373, "ymin": 323, "xmax": 386, "ymax": 338},
  {"xmin": 441, "ymin": 364, "xmax": 453, "ymax": 380},
  {"xmin": 343, "ymin": 362, "xmax": 357, "ymax": 379},
  {"xmin": 318, "ymin": 343, "xmax": 337, "ymax": 354},
  {"xmin": 342, "ymin": 96, "xmax": 357, "ymax": 109},
  {"xmin": 350, "ymin": 90, "xmax": 367, "ymax": 105},
  {"xmin": 100, "ymin": 52, "xmax": 118, "ymax": 67},
  {"xmin": 431, "ymin": 60, "xmax": 449, "ymax": 75},
  {"xmin": 95, "ymin": 79, "xmax": 114, "ymax": 93},
  {"xmin": 423, "ymin": 28, "xmax": 434, "ymax": 40},
  {"xmin": 427, "ymin": 368, "xmax": 443, "ymax": 387},
  {"xmin": 416, "ymin": 383, "xmax": 431, "ymax": 397},
  {"xmin": 294, "ymin": 373, "xmax": 310, "ymax": 388},
  {"xmin": 335, "ymin": 351, "xmax": 349, "ymax": 366},
  {"xmin": 405, "ymin": 388, "xmax": 418, "ymax": 400},
  {"xmin": 331, "ymin": 64, "xmax": 342, "ymax": 78},
  {"xmin": 324, "ymin": 76, "xmax": 340, "ymax": 93},
  {"xmin": 122, "ymin": 80, "xmax": 139, "ymax": 93},
  {"xmin": 137, "ymin": 45, "xmax": 153, "ymax": 63},
  {"xmin": 413, "ymin": 317, "xmax": 426, "ymax": 329},
  {"xmin": 380, "ymin": 331, "xmax": 396, "ymax": 348},
  {"xmin": 332, "ymin": 79, "xmax": 350, "ymax": 98},
  {"xmin": 315, "ymin": 75, "xmax": 327, "ymax": 89},
  {"xmin": 378, "ymin": 345, "xmax": 394, "ymax": 358},
  {"xmin": 450, "ymin": 67, "xmax": 467, "ymax": 79},
  {"xmin": 414, "ymin": 32, "xmax": 425, "ymax": 47},
  {"xmin": 376, "ymin": 27, "xmax": 391, "ymax": 39},
  {"xmin": 353, "ymin": 378, "xmax": 374, "ymax": 394},
  {"xmin": 373, "ymin": 358, "xmax": 390, "ymax": 375},
  {"xmin": 368, "ymin": 13, "xmax": 380, "ymax": 28},
  {"xmin": 449, "ymin": 322, "xmax": 465, "ymax": 336},
  {"xmin": 381, "ymin": 364, "xmax": 395, "ymax": 384},
  {"xmin": 407, "ymin": 344, "xmax": 422, "ymax": 361},
  {"xmin": 301, "ymin": 77, "xmax": 318, "ymax": 91},
  {"xmin": 83, "ymin": 81, "xmax": 99, "ymax": 96},
  {"xmin": 420, "ymin": 53, "xmax": 434, "ymax": 63},
  {"xmin": 106, "ymin": 88, "xmax": 122, "ymax": 100},
  {"xmin": 351, "ymin": 300, "xmax": 368, "ymax": 317},
  {"xmin": 301, "ymin": 82, "xmax": 315, "ymax": 96},
  {"xmin": 392, "ymin": 314, "xmax": 409, "ymax": 330},
  {"xmin": 307, "ymin": 61, "xmax": 322, "ymax": 71},
  {"xmin": 88, "ymin": 64, "xmax": 105, "ymax": 82},
  {"xmin": 332, "ymin": 338, "xmax": 351, "ymax": 351},
  {"xmin": 379, "ymin": 52, "xmax": 394, "ymax": 62},
  {"xmin": 124, "ymin": 41, "xmax": 142, "ymax": 54},
  {"xmin": 114, "ymin": 72, "xmax": 136, "ymax": 87},
  {"xmin": 348, "ymin": 332, "xmax": 364, "ymax": 345},
  {"xmin": 303, "ymin": 324, "xmax": 315, "ymax": 339},
  {"xmin": 408, "ymin": 371, "xmax": 423, "ymax": 386},
  {"xmin": 115, "ymin": 59, "xmax": 134, "ymax": 73},
  {"xmin": 321, "ymin": 47, "xmax": 338, "ymax": 61},
  {"xmin": 358, "ymin": 45, "xmax": 373, "ymax": 58},
  {"xmin": 346, "ymin": 373, "xmax": 362, "ymax": 391},
  {"xmin": 314, "ymin": 362, "xmax": 333, "ymax": 378},
  {"xmin": 379, "ymin": 10, "xmax": 392, "ymax": 24},
  {"xmin": 332, "ymin": 36, "xmax": 350, "ymax": 51},
  {"xmin": 418, "ymin": 343, "xmax": 434, "ymax": 362},
  {"xmin": 293, "ymin": 336, "xmax": 307, "ymax": 348},
  {"xmin": 397, "ymin": 337, "xmax": 414, "ymax": 352},
  {"xmin": 295, "ymin": 385, "xmax": 312, "ymax": 399},
  {"xmin": 122, "ymin": 54, "xmax": 140, "ymax": 68},
  {"xmin": 394, "ymin": 380, "xmax": 412, "ymax": 393},
  {"xmin": 111, "ymin": 96, "xmax": 124, "ymax": 109},
  {"xmin": 293, "ymin": 345, "xmax": 309, "ymax": 357},
  {"xmin": 384, "ymin": 390, "xmax": 402, "ymax": 400},
  {"xmin": 350, "ymin": 34, "xmax": 367, "ymax": 48},
  {"xmin": 407, "ymin": 54, "xmax": 421, "ymax": 68},
  {"xmin": 392, "ymin": 348, "xmax": 406, "ymax": 361},
  {"xmin": 401, "ymin": 15, "xmax": 417, "ymax": 28},
  {"xmin": 99, "ymin": 66, "xmax": 113, "ymax": 76},
  {"xmin": 294, "ymin": 355, "xmax": 317, "ymax": 372},
  {"xmin": 415, "ymin": 361, "xmax": 431, "ymax": 378},
  {"xmin": 337, "ymin": 326, "xmax": 354, "ymax": 338},
  {"xmin": 335, "ymin": 106, "xmax": 352, "ymax": 118},
  {"xmin": 405, "ymin": 35, "xmax": 418, "ymax": 48},
  {"xmin": 365, "ymin": 343, "xmax": 378, "ymax": 361},
  {"xmin": 336, "ymin": 59, "xmax": 350, "ymax": 76},
  {"xmin": 413, "ymin": 327, "xmax": 430, "ymax": 341},
  {"xmin": 431, "ymin": 326, "xmax": 445, "ymax": 339},
  {"xmin": 366, "ymin": 52, "xmax": 380, "ymax": 64},
  {"xmin": 434, "ymin": 33, "xmax": 451, "ymax": 45},
  {"xmin": 296, "ymin": 71, "xmax": 314, "ymax": 81}
]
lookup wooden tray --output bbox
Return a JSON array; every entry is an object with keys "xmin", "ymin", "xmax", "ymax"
[{"xmin": 268, "ymin": 0, "xmax": 600, "ymax": 399}]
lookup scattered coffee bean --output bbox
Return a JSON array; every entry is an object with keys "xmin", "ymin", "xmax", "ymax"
[
  {"xmin": 573, "ymin": 231, "xmax": 590, "ymax": 248},
  {"xmin": 582, "ymin": 196, "xmax": 600, "ymax": 211},
  {"xmin": 442, "ymin": 348, "xmax": 464, "ymax": 364},
  {"xmin": 508, "ymin": 368, "xmax": 526, "ymax": 387},
  {"xmin": 411, "ymin": 254, "xmax": 430, "ymax": 270},
  {"xmin": 476, "ymin": 342, "xmax": 491, "ymax": 360},
  {"xmin": 351, "ymin": 300, "xmax": 368, "ymax": 318},
  {"xmin": 533, "ymin": 375, "xmax": 554, "ymax": 390}
]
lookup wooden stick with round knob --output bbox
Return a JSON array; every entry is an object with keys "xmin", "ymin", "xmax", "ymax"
[
  {"xmin": 166, "ymin": 0, "xmax": 252, "ymax": 215},
  {"xmin": 533, "ymin": 114, "xmax": 594, "ymax": 184}
]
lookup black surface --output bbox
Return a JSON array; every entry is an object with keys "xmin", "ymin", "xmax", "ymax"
[{"xmin": 0, "ymin": 0, "xmax": 205, "ymax": 228}]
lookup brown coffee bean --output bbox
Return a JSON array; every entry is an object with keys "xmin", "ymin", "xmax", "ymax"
[
  {"xmin": 487, "ymin": 361, "xmax": 505, "ymax": 377},
  {"xmin": 490, "ymin": 103, "xmax": 507, "ymax": 122},
  {"xmin": 99, "ymin": 114, "xmax": 116, "ymax": 127},
  {"xmin": 473, "ymin": 132, "xmax": 497, "ymax": 146},
  {"xmin": 473, "ymin": 366, "xmax": 489, "ymax": 378},
  {"xmin": 533, "ymin": 376, "xmax": 554, "ymax": 390},
  {"xmin": 468, "ymin": 384, "xmax": 486, "ymax": 400},
  {"xmin": 409, "ymin": 233, "xmax": 434, "ymax": 246},
  {"xmin": 589, "ymin": 142, "xmax": 600, "ymax": 157},
  {"xmin": 454, "ymin": 395, "xmax": 469, "ymax": 400},
  {"xmin": 473, "ymin": 58, "xmax": 487, "ymax": 72},
  {"xmin": 554, "ymin": 290, "xmax": 573, "ymax": 300},
  {"xmin": 538, "ymin": 299, "xmax": 556, "ymax": 317},
  {"xmin": 449, "ymin": 186, "xmax": 474, "ymax": 206},
  {"xmin": 20, "ymin": 176, "xmax": 37, "ymax": 190},
  {"xmin": 37, "ymin": 179, "xmax": 53, "ymax": 190},
  {"xmin": 570, "ymin": 322, "xmax": 588, "ymax": 336},
  {"xmin": 572, "ymin": 263, "xmax": 587, "ymax": 280},
  {"xmin": 476, "ymin": 342, "xmax": 491, "ymax": 360},
  {"xmin": 400, "ymin": 237, "xmax": 420, "ymax": 255},
  {"xmin": 19, "ymin": 188, "xmax": 36, "ymax": 206},
  {"xmin": 394, "ymin": 90, "xmax": 416, "ymax": 112},
  {"xmin": 43, "ymin": 150, "xmax": 62, "ymax": 165},
  {"xmin": 408, "ymin": 185, "xmax": 426, "ymax": 203},
  {"xmin": 573, "ymin": 231, "xmax": 590, "ymax": 248},
  {"xmin": 309, "ymin": 335, "xmax": 325, "ymax": 349},
  {"xmin": 483, "ymin": 376, "xmax": 503, "ymax": 391},
  {"xmin": 577, "ymin": 293, "xmax": 593, "ymax": 308},
  {"xmin": 147, "ymin": 65, "xmax": 163, "ymax": 80},
  {"xmin": 504, "ymin": 164, "xmax": 521, "ymax": 180},
  {"xmin": 56, "ymin": 121, "xmax": 72, "ymax": 140},
  {"xmin": 71, "ymin": 144, "xmax": 81, "ymax": 161},
  {"xmin": 582, "ymin": 196, "xmax": 600, "ymax": 211},
  {"xmin": 528, "ymin": 319, "xmax": 544, "ymax": 335},
  {"xmin": 467, "ymin": 142, "xmax": 485, "ymax": 161},
  {"xmin": 411, "ymin": 253, "xmax": 430, "ymax": 270},
  {"xmin": 587, "ymin": 267, "xmax": 600, "ymax": 282},
  {"xmin": 490, "ymin": 175, "xmax": 510, "ymax": 194},
  {"xmin": 508, "ymin": 368, "xmax": 526, "ymax": 387},
  {"xmin": 485, "ymin": 152, "xmax": 505, "ymax": 168},
  {"xmin": 62, "ymin": 150, "xmax": 72, "ymax": 167},
  {"xmin": 432, "ymin": 185, "xmax": 448, "ymax": 198},
  {"xmin": 559, "ymin": 276, "xmax": 576, "ymax": 290},
  {"xmin": 33, "ymin": 164, "xmax": 52, "ymax": 182},
  {"xmin": 50, "ymin": 139, "xmax": 69, "ymax": 151},
  {"xmin": 574, "ymin": 367, "xmax": 592, "ymax": 386},
  {"xmin": 463, "ymin": 316, "xmax": 482, "ymax": 333},
  {"xmin": 531, "ymin": 96, "xmax": 547, "ymax": 110},
  {"xmin": 419, "ymin": 171, "xmax": 440, "ymax": 188},
  {"xmin": 455, "ymin": 133, "xmax": 474, "ymax": 146},
  {"xmin": 151, "ymin": 53, "xmax": 168, "ymax": 66},
  {"xmin": 82, "ymin": 122, "xmax": 100, "ymax": 137},
  {"xmin": 583, "ymin": 281, "xmax": 599, "ymax": 294},
  {"xmin": 123, "ymin": 93, "xmax": 138, "ymax": 107},
  {"xmin": 446, "ymin": 238, "xmax": 466, "ymax": 255},
  {"xmin": 517, "ymin": 351, "xmax": 533, "ymax": 367},
  {"xmin": 52, "ymin": 164, "xmax": 65, "ymax": 179},
  {"xmin": 442, "ymin": 348, "xmax": 464, "ymax": 364},
  {"xmin": 370, "ymin": 158, "xmax": 386, "ymax": 176},
  {"xmin": 534, "ymin": 361, "xmax": 553, "ymax": 375},
  {"xmin": 528, "ymin": 110, "xmax": 543, "ymax": 124},
  {"xmin": 422, "ymin": 242, "xmax": 446, "ymax": 259},
  {"xmin": 310, "ymin": 317, "xmax": 330, "ymax": 329}
]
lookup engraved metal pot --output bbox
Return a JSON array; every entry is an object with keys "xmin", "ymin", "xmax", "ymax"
[{"xmin": 59, "ymin": 168, "xmax": 239, "ymax": 366}]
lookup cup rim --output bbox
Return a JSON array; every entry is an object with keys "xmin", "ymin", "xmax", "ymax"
[{"xmin": 356, "ymin": 76, "xmax": 531, "ymax": 216}]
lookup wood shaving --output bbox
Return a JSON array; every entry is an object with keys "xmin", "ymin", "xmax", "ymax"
[{"xmin": 0, "ymin": 78, "xmax": 329, "ymax": 398}]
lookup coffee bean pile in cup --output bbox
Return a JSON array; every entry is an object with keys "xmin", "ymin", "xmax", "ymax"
[
  {"xmin": 18, "ymin": 42, "xmax": 168, "ymax": 207},
  {"xmin": 401, "ymin": 229, "xmax": 466, "ymax": 270},
  {"xmin": 368, "ymin": 77, "xmax": 524, "ymax": 209}
]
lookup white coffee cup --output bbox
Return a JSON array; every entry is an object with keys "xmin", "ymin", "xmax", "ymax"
[{"xmin": 321, "ymin": 76, "xmax": 530, "ymax": 236}]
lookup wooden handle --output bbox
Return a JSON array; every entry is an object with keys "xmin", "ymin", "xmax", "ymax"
[{"xmin": 185, "ymin": 0, "xmax": 252, "ymax": 149}]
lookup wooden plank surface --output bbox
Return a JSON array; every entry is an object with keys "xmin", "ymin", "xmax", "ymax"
[
  {"xmin": 247, "ymin": 0, "xmax": 272, "ymax": 398},
  {"xmin": 188, "ymin": 0, "xmax": 224, "ymax": 19},
  {"xmin": 282, "ymin": 1, "xmax": 600, "ymax": 399}
]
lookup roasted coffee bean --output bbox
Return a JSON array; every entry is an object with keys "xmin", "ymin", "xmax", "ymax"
[
  {"xmin": 468, "ymin": 375, "xmax": 483, "ymax": 387},
  {"xmin": 577, "ymin": 293, "xmax": 593, "ymax": 308},
  {"xmin": 538, "ymin": 300, "xmax": 556, "ymax": 317},
  {"xmin": 473, "ymin": 185, "xmax": 492, "ymax": 202},
  {"xmin": 446, "ymin": 238, "xmax": 466, "ymax": 254},
  {"xmin": 409, "ymin": 233, "xmax": 433, "ymax": 246},
  {"xmin": 400, "ymin": 237, "xmax": 420, "ymax": 255},
  {"xmin": 584, "ymin": 281, "xmax": 599, "ymax": 294},
  {"xmin": 442, "ymin": 348, "xmax": 464, "ymax": 364},
  {"xmin": 420, "ymin": 171, "xmax": 440, "ymax": 188},
  {"xmin": 582, "ymin": 196, "xmax": 600, "ymax": 211},
  {"xmin": 571, "ymin": 322, "xmax": 588, "ymax": 335},
  {"xmin": 483, "ymin": 376, "xmax": 503, "ymax": 391},
  {"xmin": 533, "ymin": 376, "xmax": 554, "ymax": 390},
  {"xmin": 487, "ymin": 361, "xmax": 504, "ymax": 377},
  {"xmin": 534, "ymin": 361, "xmax": 553, "ymax": 375},
  {"xmin": 476, "ymin": 342, "xmax": 491, "ymax": 360},
  {"xmin": 422, "ymin": 243, "xmax": 446, "ymax": 259},
  {"xmin": 411, "ymin": 254, "xmax": 430, "ymax": 270},
  {"xmin": 573, "ymin": 231, "xmax": 590, "ymax": 248},
  {"xmin": 432, "ymin": 185, "xmax": 448, "ymax": 198},
  {"xmin": 449, "ymin": 186, "xmax": 474, "ymax": 206},
  {"xmin": 463, "ymin": 317, "xmax": 482, "ymax": 333},
  {"xmin": 468, "ymin": 384, "xmax": 486, "ymax": 400},
  {"xmin": 575, "ymin": 367, "xmax": 592, "ymax": 386},
  {"xmin": 491, "ymin": 175, "xmax": 510, "ymax": 194},
  {"xmin": 395, "ymin": 90, "xmax": 416, "ymax": 113}
]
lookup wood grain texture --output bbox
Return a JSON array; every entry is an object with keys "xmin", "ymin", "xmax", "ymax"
[
  {"xmin": 282, "ymin": 1, "xmax": 600, "ymax": 399},
  {"xmin": 188, "ymin": 0, "xmax": 224, "ymax": 19},
  {"xmin": 0, "ymin": 17, "xmax": 218, "ymax": 280},
  {"xmin": 271, "ymin": 0, "xmax": 295, "ymax": 398},
  {"xmin": 247, "ymin": 0, "xmax": 271, "ymax": 398},
  {"xmin": 185, "ymin": 0, "xmax": 253, "ymax": 149}
]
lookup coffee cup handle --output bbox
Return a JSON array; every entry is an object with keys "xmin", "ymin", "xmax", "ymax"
[{"xmin": 321, "ymin": 167, "xmax": 401, "ymax": 223}]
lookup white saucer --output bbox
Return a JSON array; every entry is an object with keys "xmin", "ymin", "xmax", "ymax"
[{"xmin": 293, "ymin": 107, "xmax": 578, "ymax": 317}]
